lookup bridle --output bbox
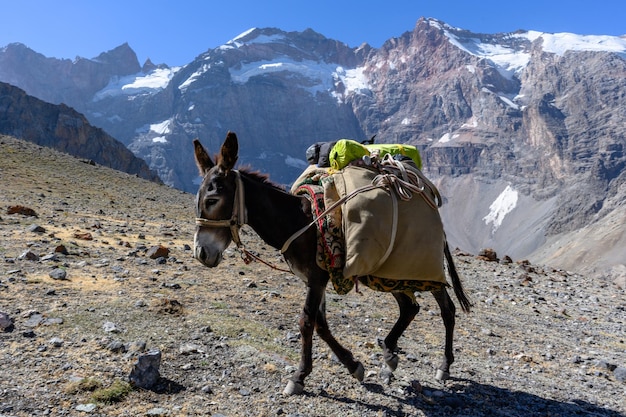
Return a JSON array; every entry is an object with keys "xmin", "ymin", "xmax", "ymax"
[
  {"xmin": 194, "ymin": 170, "xmax": 292, "ymax": 272},
  {"xmin": 195, "ymin": 169, "xmax": 247, "ymax": 248}
]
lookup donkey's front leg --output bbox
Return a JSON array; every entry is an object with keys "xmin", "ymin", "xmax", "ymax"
[
  {"xmin": 315, "ymin": 293, "xmax": 364, "ymax": 381},
  {"xmin": 283, "ymin": 282, "xmax": 325, "ymax": 395}
]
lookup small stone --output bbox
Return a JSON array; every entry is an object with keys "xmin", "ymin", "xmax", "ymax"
[
  {"xmin": 147, "ymin": 245, "xmax": 169, "ymax": 259},
  {"xmin": 76, "ymin": 403, "xmax": 97, "ymax": 413},
  {"xmin": 103, "ymin": 322, "xmax": 121, "ymax": 333},
  {"xmin": 55, "ymin": 244, "xmax": 69, "ymax": 255},
  {"xmin": 146, "ymin": 408, "xmax": 169, "ymax": 416},
  {"xmin": 19, "ymin": 249, "xmax": 39, "ymax": 261},
  {"xmin": 107, "ymin": 340, "xmax": 126, "ymax": 353},
  {"xmin": 477, "ymin": 248, "xmax": 498, "ymax": 262},
  {"xmin": 179, "ymin": 343, "xmax": 203, "ymax": 355},
  {"xmin": 49, "ymin": 337, "xmax": 64, "ymax": 347},
  {"xmin": 41, "ymin": 254, "xmax": 60, "ymax": 262},
  {"xmin": 614, "ymin": 366, "xmax": 626, "ymax": 383},
  {"xmin": 49, "ymin": 268, "xmax": 67, "ymax": 280},
  {"xmin": 28, "ymin": 224, "xmax": 46, "ymax": 233},
  {"xmin": 0, "ymin": 312, "xmax": 14, "ymax": 332},
  {"xmin": 24, "ymin": 314, "xmax": 44, "ymax": 327},
  {"xmin": 7, "ymin": 205, "xmax": 37, "ymax": 216},
  {"xmin": 129, "ymin": 349, "xmax": 161, "ymax": 389},
  {"xmin": 73, "ymin": 231, "xmax": 93, "ymax": 240}
]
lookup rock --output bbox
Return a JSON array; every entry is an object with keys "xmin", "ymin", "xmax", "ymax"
[
  {"xmin": 103, "ymin": 322, "xmax": 121, "ymax": 333},
  {"xmin": 179, "ymin": 343, "xmax": 203, "ymax": 355},
  {"xmin": 146, "ymin": 408, "xmax": 169, "ymax": 416},
  {"xmin": 75, "ymin": 403, "xmax": 97, "ymax": 413},
  {"xmin": 41, "ymin": 254, "xmax": 60, "ymax": 262},
  {"xmin": 614, "ymin": 366, "xmax": 626, "ymax": 383},
  {"xmin": 129, "ymin": 349, "xmax": 161, "ymax": 389},
  {"xmin": 18, "ymin": 249, "xmax": 39, "ymax": 261},
  {"xmin": 73, "ymin": 231, "xmax": 93, "ymax": 240},
  {"xmin": 27, "ymin": 224, "xmax": 45, "ymax": 233},
  {"xmin": 49, "ymin": 268, "xmax": 67, "ymax": 280},
  {"xmin": 107, "ymin": 340, "xmax": 126, "ymax": 353},
  {"xmin": 477, "ymin": 248, "xmax": 499, "ymax": 262},
  {"xmin": 23, "ymin": 314, "xmax": 44, "ymax": 328},
  {"xmin": 0, "ymin": 312, "xmax": 14, "ymax": 332},
  {"xmin": 7, "ymin": 205, "xmax": 37, "ymax": 217},
  {"xmin": 147, "ymin": 245, "xmax": 170, "ymax": 259},
  {"xmin": 49, "ymin": 337, "xmax": 64, "ymax": 347},
  {"xmin": 55, "ymin": 244, "xmax": 69, "ymax": 255}
]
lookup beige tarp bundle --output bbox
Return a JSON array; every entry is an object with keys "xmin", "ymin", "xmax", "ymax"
[{"xmin": 324, "ymin": 164, "xmax": 447, "ymax": 284}]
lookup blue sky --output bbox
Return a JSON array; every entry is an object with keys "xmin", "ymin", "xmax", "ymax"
[{"xmin": 1, "ymin": 0, "xmax": 624, "ymax": 66}]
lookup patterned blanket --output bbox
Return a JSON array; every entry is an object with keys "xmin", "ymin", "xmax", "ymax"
[{"xmin": 293, "ymin": 169, "xmax": 446, "ymax": 298}]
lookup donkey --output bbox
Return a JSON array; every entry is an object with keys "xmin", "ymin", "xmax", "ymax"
[{"xmin": 193, "ymin": 131, "xmax": 471, "ymax": 395}]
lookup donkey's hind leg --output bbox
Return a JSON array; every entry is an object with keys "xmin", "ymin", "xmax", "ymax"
[
  {"xmin": 315, "ymin": 293, "xmax": 365, "ymax": 381},
  {"xmin": 380, "ymin": 291, "xmax": 420, "ymax": 371},
  {"xmin": 432, "ymin": 286, "xmax": 456, "ymax": 381}
]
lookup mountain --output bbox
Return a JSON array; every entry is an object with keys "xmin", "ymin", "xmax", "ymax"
[
  {"xmin": 0, "ymin": 82, "xmax": 160, "ymax": 182},
  {"xmin": 1, "ymin": 18, "xmax": 625, "ymax": 278}
]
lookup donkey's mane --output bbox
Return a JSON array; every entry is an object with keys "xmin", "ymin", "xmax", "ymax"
[{"xmin": 239, "ymin": 166, "xmax": 287, "ymax": 192}]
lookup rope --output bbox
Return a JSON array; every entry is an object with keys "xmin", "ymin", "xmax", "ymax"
[{"xmin": 281, "ymin": 155, "xmax": 443, "ymax": 254}]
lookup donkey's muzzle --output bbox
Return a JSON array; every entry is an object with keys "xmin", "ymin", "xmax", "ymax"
[{"xmin": 194, "ymin": 245, "xmax": 222, "ymax": 267}]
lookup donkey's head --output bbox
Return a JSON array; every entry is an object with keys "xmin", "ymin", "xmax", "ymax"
[{"xmin": 193, "ymin": 131, "xmax": 241, "ymax": 267}]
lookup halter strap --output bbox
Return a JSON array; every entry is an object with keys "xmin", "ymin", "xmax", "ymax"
[{"xmin": 195, "ymin": 170, "xmax": 247, "ymax": 247}]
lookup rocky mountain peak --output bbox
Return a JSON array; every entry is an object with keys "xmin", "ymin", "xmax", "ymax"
[{"xmin": 91, "ymin": 42, "xmax": 141, "ymax": 75}]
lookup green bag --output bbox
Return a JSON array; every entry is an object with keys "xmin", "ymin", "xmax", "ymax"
[
  {"xmin": 328, "ymin": 139, "xmax": 370, "ymax": 170},
  {"xmin": 365, "ymin": 144, "xmax": 422, "ymax": 169}
]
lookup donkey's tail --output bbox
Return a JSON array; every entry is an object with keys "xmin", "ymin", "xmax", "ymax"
[{"xmin": 444, "ymin": 241, "xmax": 472, "ymax": 313}]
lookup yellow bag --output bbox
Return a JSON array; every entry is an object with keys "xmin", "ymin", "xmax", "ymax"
[
  {"xmin": 365, "ymin": 144, "xmax": 422, "ymax": 169},
  {"xmin": 328, "ymin": 139, "xmax": 369, "ymax": 170}
]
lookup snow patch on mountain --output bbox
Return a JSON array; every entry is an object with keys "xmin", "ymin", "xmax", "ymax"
[
  {"xmin": 483, "ymin": 185, "xmax": 519, "ymax": 232},
  {"xmin": 179, "ymin": 63, "xmax": 213, "ymax": 92},
  {"xmin": 94, "ymin": 67, "xmax": 180, "ymax": 101},
  {"xmin": 538, "ymin": 32, "xmax": 626, "ymax": 56},
  {"xmin": 150, "ymin": 120, "xmax": 171, "ymax": 143},
  {"xmin": 431, "ymin": 17, "xmax": 626, "ymax": 78}
]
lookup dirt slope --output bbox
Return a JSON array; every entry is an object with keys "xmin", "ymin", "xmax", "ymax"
[{"xmin": 1, "ymin": 135, "xmax": 624, "ymax": 416}]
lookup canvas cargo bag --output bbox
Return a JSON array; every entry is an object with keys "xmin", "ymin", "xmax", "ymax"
[{"xmin": 324, "ymin": 164, "xmax": 447, "ymax": 283}]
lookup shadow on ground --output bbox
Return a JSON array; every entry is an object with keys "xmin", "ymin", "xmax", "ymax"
[{"xmin": 319, "ymin": 377, "xmax": 625, "ymax": 417}]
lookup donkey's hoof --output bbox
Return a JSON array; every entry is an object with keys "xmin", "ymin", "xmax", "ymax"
[
  {"xmin": 283, "ymin": 380, "xmax": 304, "ymax": 395},
  {"xmin": 435, "ymin": 369, "xmax": 450, "ymax": 381},
  {"xmin": 385, "ymin": 354, "xmax": 399, "ymax": 372},
  {"xmin": 351, "ymin": 362, "xmax": 365, "ymax": 382}
]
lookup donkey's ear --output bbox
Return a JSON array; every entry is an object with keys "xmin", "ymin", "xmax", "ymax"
[
  {"xmin": 194, "ymin": 139, "xmax": 214, "ymax": 175},
  {"xmin": 218, "ymin": 131, "xmax": 239, "ymax": 172}
]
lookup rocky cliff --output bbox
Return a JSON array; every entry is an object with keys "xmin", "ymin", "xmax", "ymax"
[{"xmin": 0, "ymin": 82, "xmax": 160, "ymax": 182}]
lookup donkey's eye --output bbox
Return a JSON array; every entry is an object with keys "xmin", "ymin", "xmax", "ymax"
[{"xmin": 205, "ymin": 198, "xmax": 219, "ymax": 209}]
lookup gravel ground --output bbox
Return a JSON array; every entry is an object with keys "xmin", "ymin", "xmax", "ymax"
[{"xmin": 1, "ymin": 136, "xmax": 625, "ymax": 416}]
